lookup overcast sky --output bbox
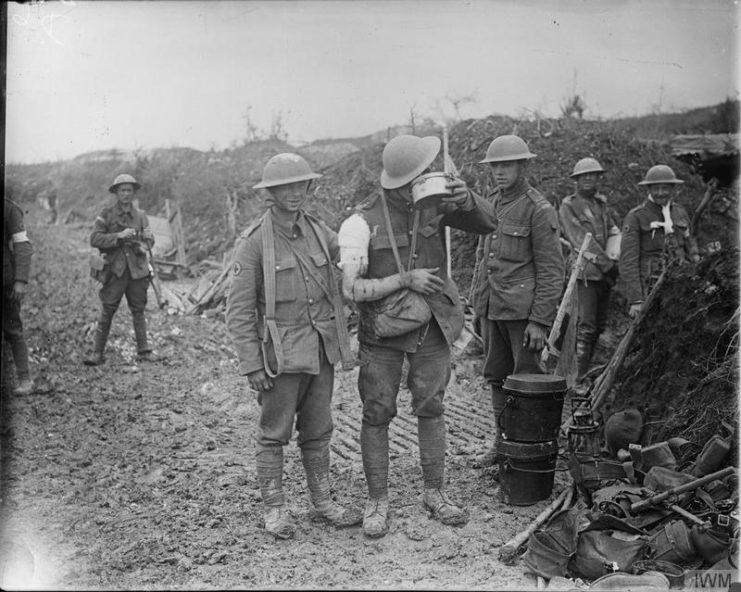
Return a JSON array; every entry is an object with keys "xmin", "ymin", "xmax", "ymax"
[{"xmin": 5, "ymin": 0, "xmax": 739, "ymax": 164}]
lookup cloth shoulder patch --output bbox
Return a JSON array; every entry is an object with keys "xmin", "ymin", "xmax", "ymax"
[{"xmin": 231, "ymin": 261, "xmax": 242, "ymax": 276}]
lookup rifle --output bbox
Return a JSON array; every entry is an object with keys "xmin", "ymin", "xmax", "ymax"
[
  {"xmin": 541, "ymin": 232, "xmax": 592, "ymax": 365},
  {"xmin": 630, "ymin": 466, "xmax": 736, "ymax": 513},
  {"xmin": 145, "ymin": 242, "xmax": 165, "ymax": 309}
]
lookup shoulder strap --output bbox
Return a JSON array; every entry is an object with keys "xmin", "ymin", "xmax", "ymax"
[
  {"xmin": 285, "ymin": 219, "xmax": 354, "ymax": 371},
  {"xmin": 379, "ymin": 191, "xmax": 420, "ymax": 272},
  {"xmin": 259, "ymin": 210, "xmax": 284, "ymax": 378}
]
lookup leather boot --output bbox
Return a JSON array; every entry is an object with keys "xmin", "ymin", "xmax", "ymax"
[
  {"xmin": 7, "ymin": 332, "xmax": 32, "ymax": 393},
  {"xmin": 301, "ymin": 446, "xmax": 362, "ymax": 528},
  {"xmin": 256, "ymin": 445, "xmax": 295, "ymax": 539},
  {"xmin": 84, "ymin": 314, "xmax": 112, "ymax": 366},
  {"xmin": 361, "ymin": 422, "xmax": 390, "ymax": 538},
  {"xmin": 472, "ymin": 385, "xmax": 505, "ymax": 469}
]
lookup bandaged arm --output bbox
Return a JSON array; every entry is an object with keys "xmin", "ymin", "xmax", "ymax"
[{"xmin": 338, "ymin": 213, "xmax": 409, "ymax": 302}]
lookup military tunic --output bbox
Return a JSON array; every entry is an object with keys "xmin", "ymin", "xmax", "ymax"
[
  {"xmin": 471, "ymin": 180, "xmax": 564, "ymax": 387},
  {"xmin": 226, "ymin": 210, "xmax": 344, "ymax": 449},
  {"xmin": 620, "ymin": 199, "xmax": 698, "ymax": 304}
]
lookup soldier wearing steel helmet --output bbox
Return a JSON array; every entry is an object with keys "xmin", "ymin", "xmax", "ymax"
[
  {"xmin": 470, "ymin": 135, "xmax": 565, "ymax": 468},
  {"xmin": 84, "ymin": 174, "xmax": 157, "ymax": 366},
  {"xmin": 337, "ymin": 134, "xmax": 495, "ymax": 538},
  {"xmin": 620, "ymin": 164, "xmax": 699, "ymax": 319},
  {"xmin": 559, "ymin": 157, "xmax": 622, "ymax": 382},
  {"xmin": 226, "ymin": 153, "xmax": 361, "ymax": 540}
]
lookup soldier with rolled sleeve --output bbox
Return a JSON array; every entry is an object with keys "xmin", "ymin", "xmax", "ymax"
[
  {"xmin": 226, "ymin": 153, "xmax": 360, "ymax": 540},
  {"xmin": 559, "ymin": 157, "xmax": 622, "ymax": 382},
  {"xmin": 620, "ymin": 164, "xmax": 699, "ymax": 319},
  {"xmin": 3, "ymin": 197, "xmax": 34, "ymax": 395},
  {"xmin": 470, "ymin": 135, "xmax": 565, "ymax": 468},
  {"xmin": 338, "ymin": 134, "xmax": 496, "ymax": 538},
  {"xmin": 84, "ymin": 174, "xmax": 157, "ymax": 365}
]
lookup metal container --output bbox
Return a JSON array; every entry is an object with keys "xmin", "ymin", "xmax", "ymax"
[
  {"xmin": 411, "ymin": 172, "xmax": 452, "ymax": 209},
  {"xmin": 498, "ymin": 439, "xmax": 558, "ymax": 506},
  {"xmin": 500, "ymin": 373, "xmax": 567, "ymax": 442}
]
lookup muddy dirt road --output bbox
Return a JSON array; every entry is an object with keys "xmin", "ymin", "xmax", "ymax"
[{"xmin": 1, "ymin": 213, "xmax": 571, "ymax": 590}]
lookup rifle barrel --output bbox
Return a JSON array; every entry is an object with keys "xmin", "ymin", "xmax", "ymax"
[{"xmin": 630, "ymin": 466, "xmax": 736, "ymax": 513}]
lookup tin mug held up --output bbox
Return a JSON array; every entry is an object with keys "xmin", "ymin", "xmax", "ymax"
[{"xmin": 411, "ymin": 172, "xmax": 453, "ymax": 209}]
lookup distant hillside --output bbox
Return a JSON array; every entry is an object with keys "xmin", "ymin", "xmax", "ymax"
[
  {"xmin": 608, "ymin": 98, "xmax": 739, "ymax": 138},
  {"xmin": 5, "ymin": 100, "xmax": 738, "ymax": 272}
]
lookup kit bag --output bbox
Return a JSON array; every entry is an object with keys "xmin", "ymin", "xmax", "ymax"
[{"xmin": 366, "ymin": 193, "xmax": 431, "ymax": 339}]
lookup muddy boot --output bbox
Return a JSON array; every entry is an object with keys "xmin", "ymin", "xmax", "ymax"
[
  {"xmin": 13, "ymin": 377, "xmax": 34, "ymax": 396},
  {"xmin": 422, "ymin": 488, "xmax": 468, "ymax": 526},
  {"xmin": 471, "ymin": 385, "xmax": 505, "ymax": 471},
  {"xmin": 362, "ymin": 496, "xmax": 389, "ymax": 538},
  {"xmin": 301, "ymin": 447, "xmax": 362, "ymax": 528},
  {"xmin": 263, "ymin": 507, "xmax": 296, "ymax": 540},
  {"xmin": 257, "ymin": 445, "xmax": 295, "ymax": 540},
  {"xmin": 361, "ymin": 422, "xmax": 390, "ymax": 538},
  {"xmin": 84, "ymin": 314, "xmax": 112, "ymax": 366}
]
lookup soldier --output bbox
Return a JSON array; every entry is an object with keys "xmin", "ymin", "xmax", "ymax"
[
  {"xmin": 84, "ymin": 174, "xmax": 158, "ymax": 366},
  {"xmin": 3, "ymin": 197, "xmax": 34, "ymax": 395},
  {"xmin": 559, "ymin": 158, "xmax": 622, "ymax": 382},
  {"xmin": 470, "ymin": 135, "xmax": 565, "ymax": 468},
  {"xmin": 226, "ymin": 153, "xmax": 360, "ymax": 540},
  {"xmin": 338, "ymin": 134, "xmax": 496, "ymax": 538},
  {"xmin": 620, "ymin": 164, "xmax": 699, "ymax": 319}
]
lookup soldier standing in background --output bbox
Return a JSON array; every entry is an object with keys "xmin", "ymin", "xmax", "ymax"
[
  {"xmin": 3, "ymin": 197, "xmax": 34, "ymax": 395},
  {"xmin": 84, "ymin": 174, "xmax": 158, "ymax": 366},
  {"xmin": 620, "ymin": 164, "xmax": 699, "ymax": 319},
  {"xmin": 470, "ymin": 135, "xmax": 564, "ymax": 468},
  {"xmin": 558, "ymin": 157, "xmax": 621, "ymax": 383},
  {"xmin": 226, "ymin": 153, "xmax": 360, "ymax": 540}
]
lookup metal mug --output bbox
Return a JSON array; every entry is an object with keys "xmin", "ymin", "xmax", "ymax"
[{"xmin": 411, "ymin": 172, "xmax": 453, "ymax": 209}]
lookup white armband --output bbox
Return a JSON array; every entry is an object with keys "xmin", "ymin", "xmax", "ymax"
[
  {"xmin": 338, "ymin": 214, "xmax": 370, "ymax": 268},
  {"xmin": 11, "ymin": 231, "xmax": 29, "ymax": 243}
]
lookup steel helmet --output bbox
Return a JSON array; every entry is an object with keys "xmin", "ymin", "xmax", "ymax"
[
  {"xmin": 253, "ymin": 153, "xmax": 322, "ymax": 189},
  {"xmin": 638, "ymin": 165, "xmax": 684, "ymax": 186},
  {"xmin": 570, "ymin": 157, "xmax": 605, "ymax": 178},
  {"xmin": 108, "ymin": 173, "xmax": 141, "ymax": 194},
  {"xmin": 381, "ymin": 135, "xmax": 441, "ymax": 189},
  {"xmin": 479, "ymin": 135, "xmax": 536, "ymax": 164}
]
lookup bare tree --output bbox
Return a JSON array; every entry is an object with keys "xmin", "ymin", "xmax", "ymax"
[
  {"xmin": 445, "ymin": 91, "xmax": 478, "ymax": 122},
  {"xmin": 242, "ymin": 105, "xmax": 262, "ymax": 143}
]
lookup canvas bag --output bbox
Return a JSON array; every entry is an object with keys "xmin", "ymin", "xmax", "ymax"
[{"xmin": 365, "ymin": 193, "xmax": 431, "ymax": 339}]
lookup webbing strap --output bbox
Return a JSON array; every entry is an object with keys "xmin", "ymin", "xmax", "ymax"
[
  {"xmin": 260, "ymin": 210, "xmax": 285, "ymax": 378},
  {"xmin": 379, "ymin": 191, "xmax": 421, "ymax": 273},
  {"xmin": 284, "ymin": 220, "xmax": 354, "ymax": 371}
]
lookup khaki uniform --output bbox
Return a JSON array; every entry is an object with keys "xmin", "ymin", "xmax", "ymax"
[
  {"xmin": 471, "ymin": 181, "xmax": 564, "ymax": 439},
  {"xmin": 3, "ymin": 198, "xmax": 33, "ymax": 383},
  {"xmin": 620, "ymin": 200, "xmax": 698, "ymax": 304},
  {"xmin": 89, "ymin": 201, "xmax": 154, "ymax": 356},
  {"xmin": 559, "ymin": 191, "xmax": 621, "ymax": 378}
]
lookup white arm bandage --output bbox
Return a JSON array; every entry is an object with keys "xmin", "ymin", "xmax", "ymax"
[
  {"xmin": 338, "ymin": 214, "xmax": 371, "ymax": 268},
  {"xmin": 11, "ymin": 231, "xmax": 29, "ymax": 243}
]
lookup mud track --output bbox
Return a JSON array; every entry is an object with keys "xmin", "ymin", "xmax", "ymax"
[{"xmin": 0, "ymin": 213, "xmax": 569, "ymax": 590}]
